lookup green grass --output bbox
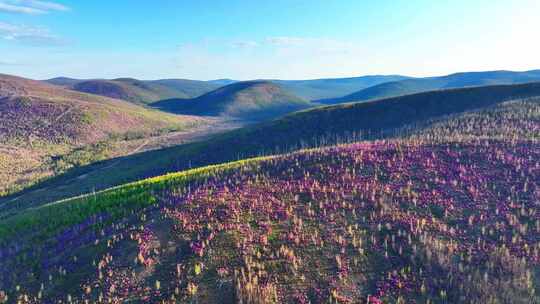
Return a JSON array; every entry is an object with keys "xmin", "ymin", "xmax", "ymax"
[
  {"xmin": 0, "ymin": 156, "xmax": 270, "ymax": 242},
  {"xmin": 49, "ymin": 140, "xmax": 112, "ymax": 174}
]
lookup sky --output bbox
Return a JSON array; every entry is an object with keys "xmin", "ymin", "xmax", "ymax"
[{"xmin": 0, "ymin": 0, "xmax": 539, "ymax": 80}]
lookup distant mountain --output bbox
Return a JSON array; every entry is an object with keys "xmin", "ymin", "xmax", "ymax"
[
  {"xmin": 321, "ymin": 69, "xmax": 540, "ymax": 104},
  {"xmin": 45, "ymin": 77, "xmax": 222, "ymax": 104},
  {"xmin": 152, "ymin": 81, "xmax": 313, "ymax": 120},
  {"xmin": 150, "ymin": 79, "xmax": 223, "ymax": 98},
  {"xmin": 204, "ymin": 75, "xmax": 411, "ymax": 100},
  {"xmin": 46, "ymin": 70, "xmax": 540, "ymax": 105},
  {"xmin": 71, "ymin": 79, "xmax": 158, "ymax": 104},
  {"xmin": 46, "ymin": 77, "xmax": 81, "ymax": 86},
  {"xmin": 272, "ymin": 75, "xmax": 410, "ymax": 100},
  {"xmin": 46, "ymin": 74, "xmax": 413, "ymax": 104},
  {"xmin": 207, "ymin": 79, "xmax": 237, "ymax": 86}
]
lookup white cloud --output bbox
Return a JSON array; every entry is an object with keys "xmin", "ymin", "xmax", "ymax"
[
  {"xmin": 266, "ymin": 36, "xmax": 307, "ymax": 47},
  {"xmin": 0, "ymin": 21, "xmax": 63, "ymax": 45},
  {"xmin": 0, "ymin": 2, "xmax": 43, "ymax": 14},
  {"xmin": 16, "ymin": 0, "xmax": 68, "ymax": 11},
  {"xmin": 0, "ymin": 0, "xmax": 68, "ymax": 14},
  {"xmin": 0, "ymin": 59, "xmax": 20, "ymax": 65},
  {"xmin": 231, "ymin": 40, "xmax": 258, "ymax": 49},
  {"xmin": 265, "ymin": 36, "xmax": 359, "ymax": 54}
]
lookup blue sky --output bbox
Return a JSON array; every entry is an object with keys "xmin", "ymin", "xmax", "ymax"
[{"xmin": 1, "ymin": 0, "xmax": 539, "ymax": 80}]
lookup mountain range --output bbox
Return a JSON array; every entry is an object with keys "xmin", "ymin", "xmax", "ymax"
[
  {"xmin": 319, "ymin": 69, "xmax": 540, "ymax": 104},
  {"xmin": 270, "ymin": 75, "xmax": 410, "ymax": 100},
  {"xmin": 46, "ymin": 70, "xmax": 540, "ymax": 106},
  {"xmin": 46, "ymin": 77, "xmax": 223, "ymax": 104},
  {"xmin": 46, "ymin": 74, "xmax": 410, "ymax": 103}
]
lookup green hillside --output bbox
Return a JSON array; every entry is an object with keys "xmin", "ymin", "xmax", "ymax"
[{"xmin": 152, "ymin": 81, "xmax": 313, "ymax": 120}]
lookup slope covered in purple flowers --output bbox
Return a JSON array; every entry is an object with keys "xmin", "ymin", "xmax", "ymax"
[{"xmin": 1, "ymin": 138, "xmax": 538, "ymax": 303}]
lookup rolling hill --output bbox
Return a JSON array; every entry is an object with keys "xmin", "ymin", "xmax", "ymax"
[
  {"xmin": 46, "ymin": 77, "xmax": 222, "ymax": 104},
  {"xmin": 152, "ymin": 81, "xmax": 314, "ymax": 120},
  {"xmin": 47, "ymin": 75, "xmax": 411, "ymax": 104},
  {"xmin": 149, "ymin": 78, "xmax": 226, "ymax": 99},
  {"xmin": 1, "ymin": 74, "xmax": 199, "ymax": 144},
  {"xmin": 45, "ymin": 70, "xmax": 540, "ymax": 106},
  {"xmin": 0, "ymin": 73, "xmax": 206, "ymax": 196},
  {"xmin": 320, "ymin": 69, "xmax": 540, "ymax": 104},
  {"xmin": 4, "ymin": 82, "xmax": 539, "ymax": 212},
  {"xmin": 272, "ymin": 75, "xmax": 410, "ymax": 100}
]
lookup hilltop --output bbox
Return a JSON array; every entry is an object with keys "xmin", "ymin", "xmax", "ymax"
[
  {"xmin": 206, "ymin": 79, "xmax": 237, "ymax": 86},
  {"xmin": 321, "ymin": 69, "xmax": 540, "ymax": 104},
  {"xmin": 152, "ymin": 81, "xmax": 313, "ymax": 120},
  {"xmin": 45, "ymin": 77, "xmax": 81, "ymax": 87},
  {"xmin": 46, "ymin": 77, "xmax": 222, "ymax": 104},
  {"xmin": 0, "ymin": 74, "xmax": 206, "ymax": 196},
  {"xmin": 4, "ymin": 81, "xmax": 539, "ymax": 211}
]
